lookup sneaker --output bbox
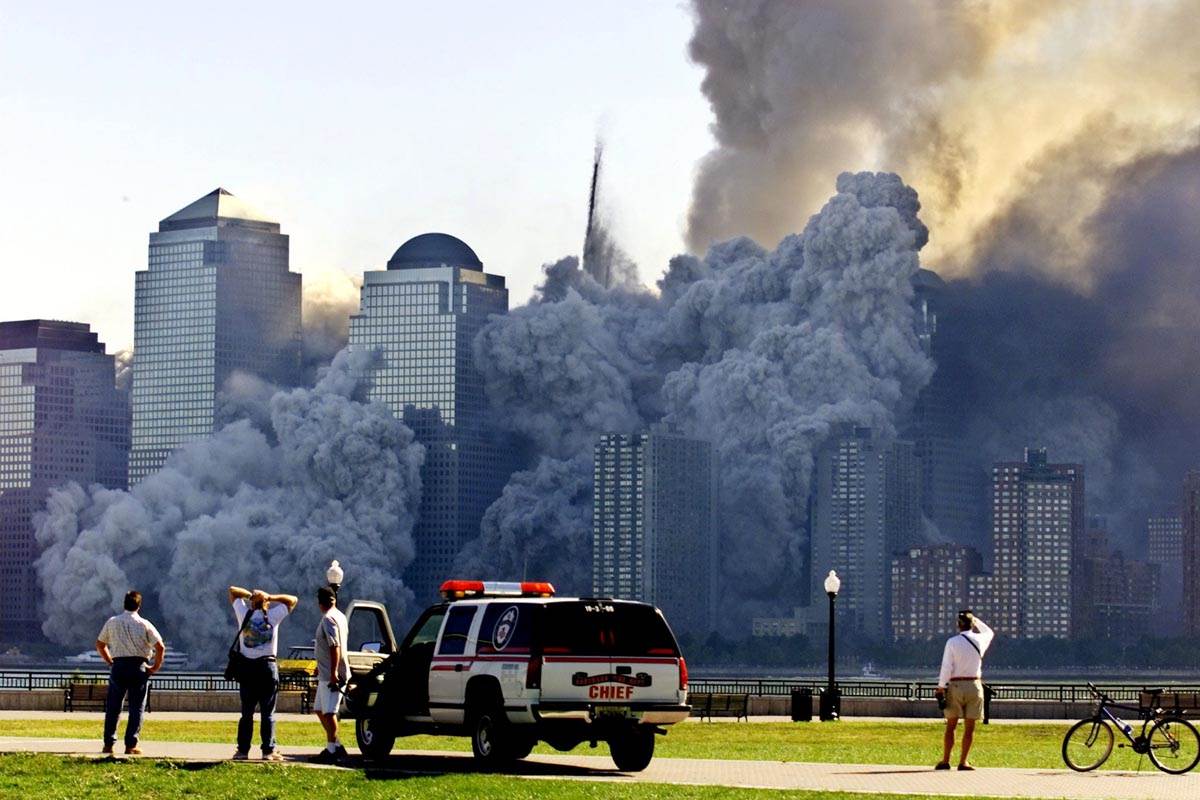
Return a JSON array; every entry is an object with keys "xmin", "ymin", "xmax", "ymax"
[
  {"xmin": 101, "ymin": 744, "xmax": 114, "ymax": 755},
  {"xmin": 958, "ymin": 763, "xmax": 976, "ymax": 771},
  {"xmin": 262, "ymin": 751, "xmax": 284, "ymax": 762},
  {"xmin": 124, "ymin": 747, "xmax": 142, "ymax": 756},
  {"xmin": 232, "ymin": 751, "xmax": 250, "ymax": 761},
  {"xmin": 334, "ymin": 744, "xmax": 349, "ymax": 761},
  {"xmin": 309, "ymin": 748, "xmax": 336, "ymax": 764},
  {"xmin": 934, "ymin": 762, "xmax": 951, "ymax": 771}
]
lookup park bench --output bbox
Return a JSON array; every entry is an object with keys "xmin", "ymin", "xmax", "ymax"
[
  {"xmin": 691, "ymin": 692, "xmax": 749, "ymax": 721},
  {"xmin": 1141, "ymin": 690, "xmax": 1200, "ymax": 715},
  {"xmin": 64, "ymin": 681, "xmax": 152, "ymax": 712}
]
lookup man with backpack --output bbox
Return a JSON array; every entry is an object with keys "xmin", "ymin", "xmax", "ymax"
[
  {"xmin": 934, "ymin": 610, "xmax": 994, "ymax": 771},
  {"xmin": 228, "ymin": 585, "xmax": 297, "ymax": 761}
]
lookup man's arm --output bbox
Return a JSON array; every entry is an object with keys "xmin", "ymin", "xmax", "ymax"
[
  {"xmin": 971, "ymin": 616, "xmax": 995, "ymax": 652},
  {"xmin": 936, "ymin": 640, "xmax": 954, "ymax": 690},
  {"xmin": 328, "ymin": 642, "xmax": 344, "ymax": 688},
  {"xmin": 228, "ymin": 585, "xmax": 251, "ymax": 604},
  {"xmin": 95, "ymin": 640, "xmax": 113, "ymax": 667},
  {"xmin": 147, "ymin": 641, "xmax": 166, "ymax": 674},
  {"xmin": 266, "ymin": 592, "xmax": 298, "ymax": 612}
]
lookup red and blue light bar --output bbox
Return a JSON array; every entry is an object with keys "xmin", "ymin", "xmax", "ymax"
[{"xmin": 439, "ymin": 579, "xmax": 556, "ymax": 600}]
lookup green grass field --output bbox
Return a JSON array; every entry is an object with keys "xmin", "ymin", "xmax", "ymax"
[
  {"xmin": 0, "ymin": 718, "xmax": 1166, "ymax": 771},
  {"xmin": 0, "ymin": 753, "xmax": 1021, "ymax": 800}
]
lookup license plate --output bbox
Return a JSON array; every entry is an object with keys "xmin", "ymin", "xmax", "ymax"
[{"xmin": 596, "ymin": 706, "xmax": 629, "ymax": 717}]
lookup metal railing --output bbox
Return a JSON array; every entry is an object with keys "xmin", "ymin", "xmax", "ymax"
[
  {"xmin": 687, "ymin": 678, "xmax": 1200, "ymax": 703},
  {"xmin": 0, "ymin": 669, "xmax": 316, "ymax": 693}
]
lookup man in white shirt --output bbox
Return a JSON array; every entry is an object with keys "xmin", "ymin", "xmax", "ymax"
[
  {"xmin": 228, "ymin": 584, "xmax": 297, "ymax": 761},
  {"xmin": 934, "ymin": 610, "xmax": 994, "ymax": 771},
  {"xmin": 309, "ymin": 586, "xmax": 351, "ymax": 764},
  {"xmin": 95, "ymin": 590, "xmax": 165, "ymax": 755}
]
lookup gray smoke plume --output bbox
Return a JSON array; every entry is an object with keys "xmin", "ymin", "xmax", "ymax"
[
  {"xmin": 453, "ymin": 455, "xmax": 593, "ymax": 595},
  {"xmin": 35, "ymin": 348, "xmax": 424, "ymax": 660},
  {"xmin": 113, "ymin": 349, "xmax": 133, "ymax": 393},
  {"xmin": 301, "ymin": 271, "xmax": 362, "ymax": 381},
  {"xmin": 582, "ymin": 139, "xmax": 639, "ymax": 289},
  {"xmin": 470, "ymin": 172, "xmax": 933, "ymax": 625}
]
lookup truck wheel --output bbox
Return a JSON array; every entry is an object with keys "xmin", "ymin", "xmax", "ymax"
[
  {"xmin": 510, "ymin": 733, "xmax": 536, "ymax": 760},
  {"xmin": 470, "ymin": 703, "xmax": 515, "ymax": 766},
  {"xmin": 609, "ymin": 727, "xmax": 655, "ymax": 772},
  {"xmin": 355, "ymin": 715, "xmax": 395, "ymax": 761}
]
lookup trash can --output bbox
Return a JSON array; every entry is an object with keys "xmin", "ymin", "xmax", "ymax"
[{"xmin": 790, "ymin": 688, "xmax": 813, "ymax": 722}]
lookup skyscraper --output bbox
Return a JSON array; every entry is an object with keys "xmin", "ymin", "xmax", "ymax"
[
  {"xmin": 129, "ymin": 188, "xmax": 300, "ymax": 483},
  {"xmin": 809, "ymin": 426, "xmax": 923, "ymax": 640},
  {"xmin": 1147, "ymin": 513, "xmax": 1183, "ymax": 626},
  {"xmin": 1076, "ymin": 526, "xmax": 1158, "ymax": 640},
  {"xmin": 905, "ymin": 269, "xmax": 987, "ymax": 548},
  {"xmin": 348, "ymin": 233, "xmax": 513, "ymax": 604},
  {"xmin": 592, "ymin": 430, "xmax": 718, "ymax": 635},
  {"xmin": 1182, "ymin": 472, "xmax": 1200, "ymax": 635},
  {"xmin": 891, "ymin": 543, "xmax": 982, "ymax": 641},
  {"xmin": 0, "ymin": 320, "xmax": 129, "ymax": 640},
  {"xmin": 984, "ymin": 448, "xmax": 1084, "ymax": 639}
]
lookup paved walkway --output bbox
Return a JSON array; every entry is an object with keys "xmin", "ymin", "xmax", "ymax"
[{"xmin": 1, "ymin": 736, "xmax": 1195, "ymax": 799}]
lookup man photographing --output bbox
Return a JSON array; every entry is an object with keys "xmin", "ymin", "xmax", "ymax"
[{"xmin": 935, "ymin": 610, "xmax": 994, "ymax": 771}]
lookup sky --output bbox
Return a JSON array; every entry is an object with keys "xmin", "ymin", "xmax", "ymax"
[{"xmin": 0, "ymin": 1, "xmax": 713, "ymax": 353}]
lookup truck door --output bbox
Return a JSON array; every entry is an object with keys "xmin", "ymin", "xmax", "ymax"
[
  {"xmin": 344, "ymin": 601, "xmax": 398, "ymax": 677},
  {"xmin": 428, "ymin": 604, "xmax": 479, "ymax": 724},
  {"xmin": 395, "ymin": 605, "xmax": 447, "ymax": 718}
]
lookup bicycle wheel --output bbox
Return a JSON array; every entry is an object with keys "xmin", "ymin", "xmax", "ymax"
[
  {"xmin": 1062, "ymin": 718, "xmax": 1114, "ymax": 771},
  {"xmin": 1147, "ymin": 716, "xmax": 1200, "ymax": 774}
]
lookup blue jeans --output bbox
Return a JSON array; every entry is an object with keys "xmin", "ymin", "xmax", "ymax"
[
  {"xmin": 104, "ymin": 658, "xmax": 149, "ymax": 749},
  {"xmin": 237, "ymin": 658, "xmax": 279, "ymax": 754}
]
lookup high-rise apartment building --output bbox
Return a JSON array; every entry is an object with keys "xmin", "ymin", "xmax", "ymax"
[
  {"xmin": 809, "ymin": 426, "xmax": 923, "ymax": 640},
  {"xmin": 983, "ymin": 448, "xmax": 1083, "ymax": 639},
  {"xmin": 129, "ymin": 188, "xmax": 300, "ymax": 483},
  {"xmin": 348, "ymin": 233, "xmax": 514, "ymax": 604},
  {"xmin": 1076, "ymin": 527, "xmax": 1158, "ymax": 640},
  {"xmin": 592, "ymin": 430, "xmax": 718, "ymax": 635},
  {"xmin": 891, "ymin": 543, "xmax": 982, "ymax": 641},
  {"xmin": 0, "ymin": 320, "xmax": 129, "ymax": 640},
  {"xmin": 1182, "ymin": 472, "xmax": 1200, "ymax": 635},
  {"xmin": 1147, "ymin": 513, "xmax": 1183, "ymax": 624}
]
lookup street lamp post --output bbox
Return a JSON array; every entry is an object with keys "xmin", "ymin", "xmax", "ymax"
[{"xmin": 820, "ymin": 570, "xmax": 841, "ymax": 721}]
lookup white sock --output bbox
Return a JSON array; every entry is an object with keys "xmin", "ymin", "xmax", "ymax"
[{"xmin": 326, "ymin": 742, "xmax": 337, "ymax": 753}]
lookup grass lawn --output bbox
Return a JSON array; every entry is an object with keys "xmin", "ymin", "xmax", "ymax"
[
  {"xmin": 0, "ymin": 753, "xmax": 1028, "ymax": 800},
  {"xmin": 0, "ymin": 718, "xmax": 1166, "ymax": 771}
]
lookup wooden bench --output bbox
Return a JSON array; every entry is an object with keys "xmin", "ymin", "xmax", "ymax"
[
  {"xmin": 64, "ymin": 681, "xmax": 152, "ymax": 712},
  {"xmin": 691, "ymin": 692, "xmax": 749, "ymax": 722}
]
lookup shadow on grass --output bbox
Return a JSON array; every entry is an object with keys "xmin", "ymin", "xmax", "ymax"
[
  {"xmin": 82, "ymin": 756, "xmax": 224, "ymax": 773},
  {"xmin": 353, "ymin": 753, "xmax": 623, "ymax": 781}
]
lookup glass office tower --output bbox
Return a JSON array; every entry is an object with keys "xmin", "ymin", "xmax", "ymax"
[
  {"xmin": 129, "ymin": 188, "xmax": 300, "ymax": 483},
  {"xmin": 0, "ymin": 320, "xmax": 129, "ymax": 640},
  {"xmin": 348, "ymin": 233, "xmax": 513, "ymax": 604}
]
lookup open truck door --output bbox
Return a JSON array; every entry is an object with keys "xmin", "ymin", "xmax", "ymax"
[{"xmin": 343, "ymin": 600, "xmax": 398, "ymax": 676}]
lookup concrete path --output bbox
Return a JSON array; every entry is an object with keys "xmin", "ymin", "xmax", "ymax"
[{"xmin": 2, "ymin": 736, "xmax": 1196, "ymax": 799}]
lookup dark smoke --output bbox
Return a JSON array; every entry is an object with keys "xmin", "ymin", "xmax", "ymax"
[
  {"xmin": 34, "ymin": 348, "xmax": 425, "ymax": 660},
  {"xmin": 582, "ymin": 139, "xmax": 639, "ymax": 289},
  {"xmin": 470, "ymin": 172, "xmax": 933, "ymax": 626}
]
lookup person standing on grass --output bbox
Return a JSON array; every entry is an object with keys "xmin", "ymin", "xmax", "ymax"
[
  {"xmin": 934, "ymin": 610, "xmax": 994, "ymax": 771},
  {"xmin": 95, "ymin": 590, "xmax": 165, "ymax": 756},
  {"xmin": 228, "ymin": 584, "xmax": 297, "ymax": 761},
  {"xmin": 309, "ymin": 585, "xmax": 351, "ymax": 764}
]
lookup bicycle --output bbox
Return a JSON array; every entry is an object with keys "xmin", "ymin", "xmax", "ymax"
[{"xmin": 1061, "ymin": 682, "xmax": 1200, "ymax": 774}]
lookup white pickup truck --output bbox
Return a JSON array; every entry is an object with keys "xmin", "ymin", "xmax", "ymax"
[{"xmin": 340, "ymin": 580, "xmax": 691, "ymax": 771}]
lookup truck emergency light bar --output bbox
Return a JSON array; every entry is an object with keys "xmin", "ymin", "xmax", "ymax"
[{"xmin": 439, "ymin": 580, "xmax": 556, "ymax": 600}]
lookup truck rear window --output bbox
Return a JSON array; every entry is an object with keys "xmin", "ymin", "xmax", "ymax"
[{"xmin": 540, "ymin": 601, "xmax": 679, "ymax": 657}]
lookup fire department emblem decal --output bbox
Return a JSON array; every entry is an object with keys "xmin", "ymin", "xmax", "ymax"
[{"xmin": 493, "ymin": 606, "xmax": 519, "ymax": 651}]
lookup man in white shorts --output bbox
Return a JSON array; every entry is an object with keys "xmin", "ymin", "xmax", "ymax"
[{"xmin": 310, "ymin": 585, "xmax": 350, "ymax": 763}]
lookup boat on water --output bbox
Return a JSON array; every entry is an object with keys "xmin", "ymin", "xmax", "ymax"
[{"xmin": 65, "ymin": 650, "xmax": 191, "ymax": 670}]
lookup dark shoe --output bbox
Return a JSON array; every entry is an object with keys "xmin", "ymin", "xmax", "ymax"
[
  {"xmin": 934, "ymin": 762, "xmax": 951, "ymax": 770},
  {"xmin": 309, "ymin": 748, "xmax": 336, "ymax": 764},
  {"xmin": 334, "ymin": 744, "xmax": 349, "ymax": 761},
  {"xmin": 958, "ymin": 763, "xmax": 976, "ymax": 771},
  {"xmin": 101, "ymin": 744, "xmax": 114, "ymax": 755},
  {"xmin": 232, "ymin": 751, "xmax": 249, "ymax": 761}
]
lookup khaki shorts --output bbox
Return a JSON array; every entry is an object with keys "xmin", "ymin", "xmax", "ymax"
[{"xmin": 945, "ymin": 679, "xmax": 984, "ymax": 720}]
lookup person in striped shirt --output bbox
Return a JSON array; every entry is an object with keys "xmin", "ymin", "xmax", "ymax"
[{"xmin": 95, "ymin": 590, "xmax": 165, "ymax": 755}]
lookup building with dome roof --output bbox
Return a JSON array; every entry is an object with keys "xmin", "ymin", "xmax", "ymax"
[{"xmin": 349, "ymin": 233, "xmax": 515, "ymax": 604}]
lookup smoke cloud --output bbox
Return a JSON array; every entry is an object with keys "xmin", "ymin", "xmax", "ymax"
[
  {"xmin": 470, "ymin": 172, "xmax": 933, "ymax": 624},
  {"xmin": 684, "ymin": 0, "xmax": 1200, "ymax": 283},
  {"xmin": 301, "ymin": 270, "xmax": 362, "ymax": 380},
  {"xmin": 582, "ymin": 140, "xmax": 639, "ymax": 289},
  {"xmin": 35, "ymin": 349, "xmax": 424, "ymax": 660}
]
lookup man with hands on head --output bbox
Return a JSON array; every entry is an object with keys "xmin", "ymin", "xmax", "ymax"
[{"xmin": 228, "ymin": 584, "xmax": 297, "ymax": 761}]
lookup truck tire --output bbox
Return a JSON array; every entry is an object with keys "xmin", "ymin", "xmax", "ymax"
[
  {"xmin": 609, "ymin": 727, "xmax": 655, "ymax": 772},
  {"xmin": 355, "ymin": 714, "xmax": 395, "ymax": 761},
  {"xmin": 470, "ymin": 702, "xmax": 516, "ymax": 766}
]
